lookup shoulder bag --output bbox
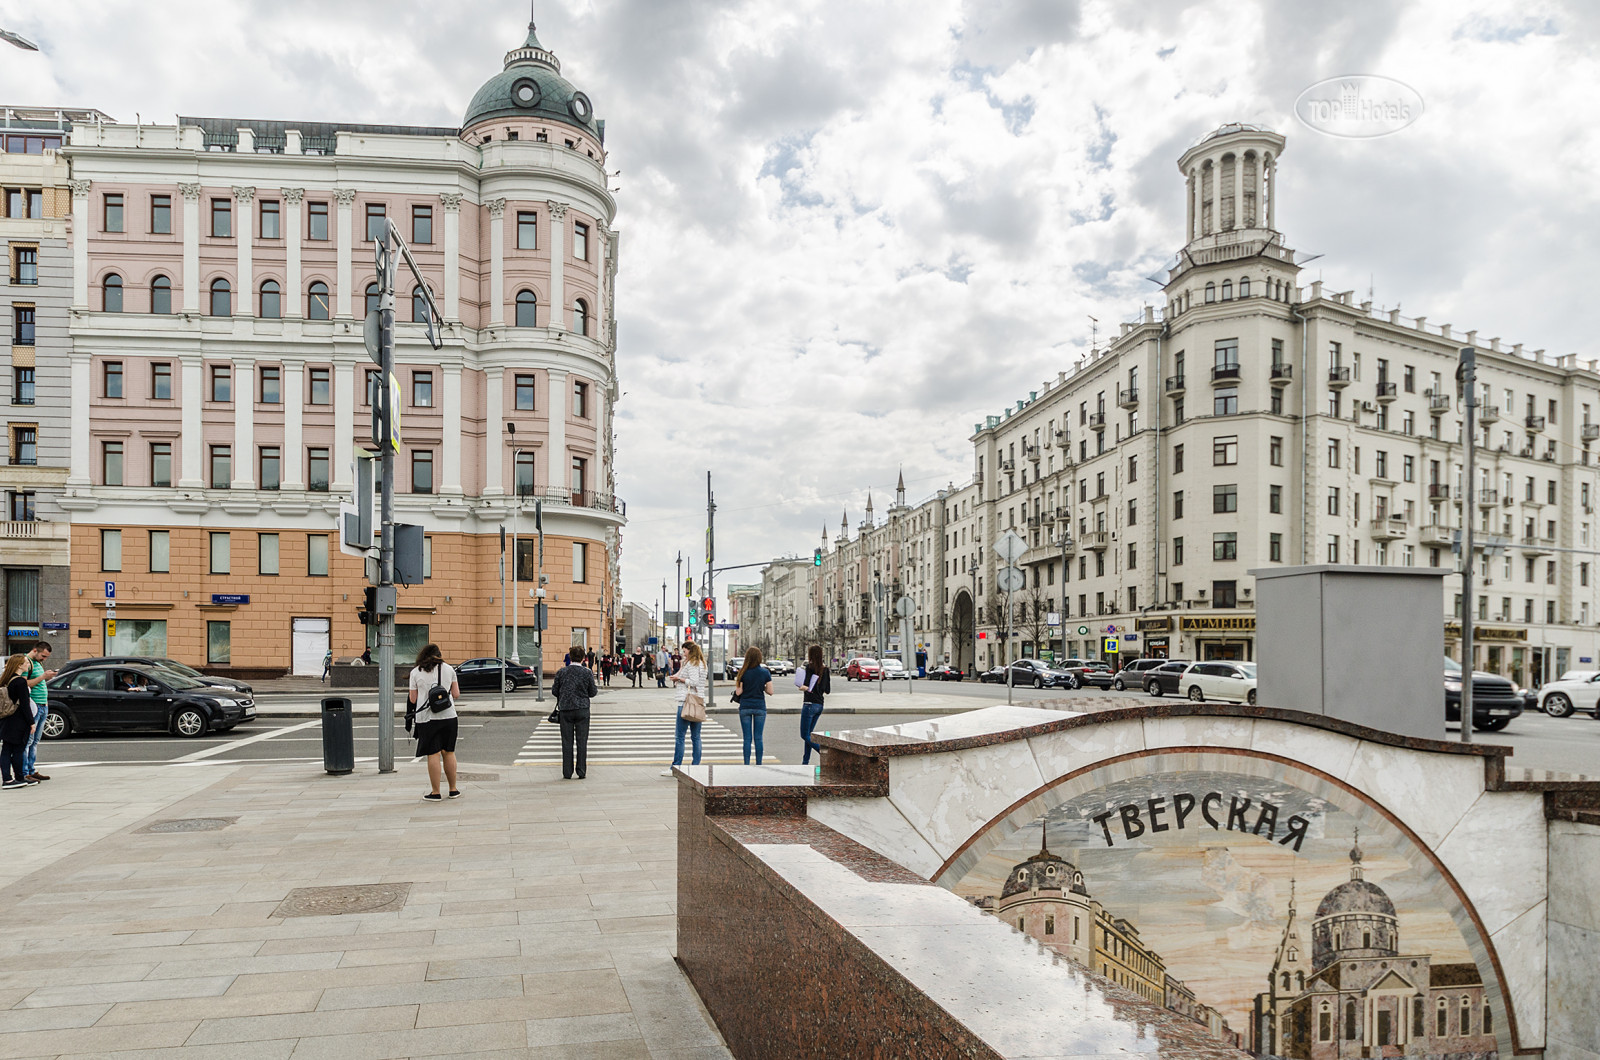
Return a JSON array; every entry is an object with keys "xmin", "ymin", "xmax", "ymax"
[
  {"xmin": 425, "ymin": 666, "xmax": 453, "ymax": 713},
  {"xmin": 0, "ymin": 682, "xmax": 20, "ymax": 721},
  {"xmin": 681, "ymin": 667, "xmax": 707, "ymax": 724}
]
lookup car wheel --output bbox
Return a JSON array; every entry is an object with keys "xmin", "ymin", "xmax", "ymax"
[
  {"xmin": 503, "ymin": 676, "xmax": 518, "ymax": 693},
  {"xmin": 1474, "ymin": 717, "xmax": 1511, "ymax": 732},
  {"xmin": 1033, "ymin": 677, "xmax": 1043, "ymax": 689},
  {"xmin": 1148, "ymin": 682, "xmax": 1163, "ymax": 697},
  {"xmin": 1247, "ymin": 690, "xmax": 1257, "ymax": 706},
  {"xmin": 1188, "ymin": 686, "xmax": 1205, "ymax": 702},
  {"xmin": 173, "ymin": 708, "xmax": 208, "ymax": 738},
  {"xmin": 1543, "ymin": 693, "xmax": 1576, "ymax": 718},
  {"xmin": 41, "ymin": 708, "xmax": 69, "ymax": 739},
  {"xmin": 1064, "ymin": 673, "xmax": 1079, "ymax": 690},
  {"xmin": 1113, "ymin": 678, "xmax": 1125, "ymax": 691}
]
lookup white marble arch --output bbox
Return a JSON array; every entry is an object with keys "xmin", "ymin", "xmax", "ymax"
[{"xmin": 808, "ymin": 707, "xmax": 1548, "ymax": 1054}]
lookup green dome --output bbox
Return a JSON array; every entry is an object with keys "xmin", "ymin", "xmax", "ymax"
[{"xmin": 462, "ymin": 23, "xmax": 602, "ymax": 141}]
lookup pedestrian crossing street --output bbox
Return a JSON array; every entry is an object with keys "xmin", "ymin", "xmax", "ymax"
[{"xmin": 515, "ymin": 713, "xmax": 775, "ymax": 765}]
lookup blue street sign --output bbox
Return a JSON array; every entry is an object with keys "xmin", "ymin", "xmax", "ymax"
[
  {"xmin": 712, "ymin": 623, "xmax": 740, "ymax": 630},
  {"xmin": 647, "ymin": 637, "xmax": 659, "ymax": 645},
  {"xmin": 104, "ymin": 581, "xmax": 115, "ymax": 599},
  {"xmin": 211, "ymin": 594, "xmax": 250, "ymax": 605},
  {"xmin": 42, "ymin": 622, "xmax": 68, "ymax": 631}
]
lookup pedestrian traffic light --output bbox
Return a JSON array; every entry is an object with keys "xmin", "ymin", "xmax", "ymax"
[
  {"xmin": 357, "ymin": 586, "xmax": 377, "ymax": 626},
  {"xmin": 702, "ymin": 597, "xmax": 716, "ymax": 626},
  {"xmin": 688, "ymin": 599, "xmax": 698, "ymax": 626},
  {"xmin": 813, "ymin": 548, "xmax": 822, "ymax": 566}
]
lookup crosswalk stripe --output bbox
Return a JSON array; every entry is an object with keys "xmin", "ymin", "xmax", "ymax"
[{"xmin": 515, "ymin": 716, "xmax": 776, "ymax": 764}]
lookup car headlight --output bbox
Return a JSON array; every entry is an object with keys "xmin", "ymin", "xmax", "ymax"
[{"xmin": 1443, "ymin": 679, "xmax": 1461, "ymax": 691}]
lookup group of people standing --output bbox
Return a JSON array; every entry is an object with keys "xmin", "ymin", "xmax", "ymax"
[
  {"xmin": 596, "ymin": 649, "xmax": 677, "ymax": 688},
  {"xmin": 1, "ymin": 642, "xmax": 56, "ymax": 789},
  {"xmin": 663, "ymin": 644, "xmax": 831, "ymax": 772}
]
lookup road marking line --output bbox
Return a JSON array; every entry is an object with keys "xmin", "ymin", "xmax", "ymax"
[{"xmin": 173, "ymin": 719, "xmax": 319, "ymax": 762}]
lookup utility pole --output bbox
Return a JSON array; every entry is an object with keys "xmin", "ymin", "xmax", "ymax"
[
  {"xmin": 534, "ymin": 499, "xmax": 545, "ymax": 701},
  {"xmin": 508, "ymin": 427, "xmax": 521, "ymax": 667},
  {"xmin": 675, "ymin": 551, "xmax": 683, "ymax": 648},
  {"xmin": 499, "ymin": 525, "xmax": 507, "ymax": 712},
  {"xmin": 1459, "ymin": 347, "xmax": 1477, "ymax": 744},
  {"xmin": 706, "ymin": 473, "xmax": 716, "ymax": 704}
]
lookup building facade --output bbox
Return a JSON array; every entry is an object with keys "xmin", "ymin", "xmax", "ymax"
[
  {"xmin": 1, "ymin": 111, "xmax": 95, "ymax": 658},
  {"xmin": 57, "ymin": 24, "xmax": 624, "ymax": 675}
]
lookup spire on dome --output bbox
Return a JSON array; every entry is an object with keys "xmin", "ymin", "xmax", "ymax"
[
  {"xmin": 1039, "ymin": 819, "xmax": 1049, "ymax": 855},
  {"xmin": 1349, "ymin": 829, "xmax": 1364, "ymax": 881},
  {"xmin": 502, "ymin": 10, "xmax": 561, "ymax": 72}
]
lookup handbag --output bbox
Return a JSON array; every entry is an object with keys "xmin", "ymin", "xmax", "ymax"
[
  {"xmin": 681, "ymin": 691, "xmax": 706, "ymax": 724},
  {"xmin": 425, "ymin": 667, "xmax": 453, "ymax": 713},
  {"xmin": 0, "ymin": 685, "xmax": 20, "ymax": 720}
]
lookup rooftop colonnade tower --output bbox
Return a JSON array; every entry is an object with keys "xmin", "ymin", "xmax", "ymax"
[{"xmin": 59, "ymin": 18, "xmax": 623, "ymax": 675}]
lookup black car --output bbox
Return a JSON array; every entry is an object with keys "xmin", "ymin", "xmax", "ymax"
[
  {"xmin": 55, "ymin": 655, "xmax": 253, "ymax": 697},
  {"xmin": 1144, "ymin": 660, "xmax": 1195, "ymax": 697},
  {"xmin": 927, "ymin": 664, "xmax": 965, "ymax": 681},
  {"xmin": 43, "ymin": 664, "xmax": 255, "ymax": 739},
  {"xmin": 1111, "ymin": 658, "xmax": 1168, "ymax": 692},
  {"xmin": 1050, "ymin": 659, "xmax": 1115, "ymax": 690},
  {"xmin": 1443, "ymin": 659, "xmax": 1523, "ymax": 732},
  {"xmin": 455, "ymin": 658, "xmax": 539, "ymax": 693}
]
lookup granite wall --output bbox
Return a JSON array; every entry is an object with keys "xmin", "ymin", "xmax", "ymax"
[{"xmin": 1547, "ymin": 801, "xmax": 1600, "ymax": 1060}]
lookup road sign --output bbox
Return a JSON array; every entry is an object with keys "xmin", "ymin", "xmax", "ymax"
[
  {"xmin": 997, "ymin": 566, "xmax": 1026, "ymax": 593},
  {"xmin": 994, "ymin": 530, "xmax": 1027, "ymax": 565},
  {"xmin": 664, "ymin": 611, "xmax": 683, "ymax": 625},
  {"xmin": 1103, "ymin": 637, "xmax": 1120, "ymax": 654},
  {"xmin": 895, "ymin": 595, "xmax": 916, "ymax": 618},
  {"xmin": 1047, "ymin": 612, "xmax": 1061, "ymax": 626},
  {"xmin": 712, "ymin": 623, "xmax": 740, "ymax": 630},
  {"xmin": 104, "ymin": 581, "xmax": 115, "ymax": 599},
  {"xmin": 363, "ymin": 310, "xmax": 382, "ymax": 364},
  {"xmin": 106, "ymin": 619, "xmax": 117, "ymax": 637},
  {"xmin": 873, "ymin": 580, "xmax": 885, "ymax": 602},
  {"xmin": 1077, "ymin": 625, "xmax": 1089, "ymax": 636}
]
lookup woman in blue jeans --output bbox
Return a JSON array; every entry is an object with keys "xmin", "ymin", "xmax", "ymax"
[
  {"xmin": 733, "ymin": 647, "xmax": 773, "ymax": 764},
  {"xmin": 661, "ymin": 641, "xmax": 708, "ymax": 776},
  {"xmin": 797, "ymin": 644, "xmax": 831, "ymax": 765}
]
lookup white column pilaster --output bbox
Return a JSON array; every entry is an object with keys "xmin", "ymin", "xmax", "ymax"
[
  {"xmin": 487, "ymin": 198, "xmax": 506, "ymax": 326},
  {"xmin": 1188, "ymin": 171, "xmax": 1199, "ymax": 242},
  {"xmin": 441, "ymin": 193, "xmax": 462, "ymax": 321},
  {"xmin": 69, "ymin": 180, "xmax": 91, "ymax": 308},
  {"xmin": 179, "ymin": 354, "xmax": 204, "ymax": 487},
  {"xmin": 333, "ymin": 358, "xmax": 355, "ymax": 491},
  {"xmin": 335, "ymin": 189, "xmax": 356, "ymax": 318},
  {"xmin": 282, "ymin": 358, "xmax": 304, "ymax": 490},
  {"xmin": 233, "ymin": 186, "xmax": 255, "ymax": 315},
  {"xmin": 283, "ymin": 188, "xmax": 303, "ymax": 316},
  {"xmin": 1266, "ymin": 159, "xmax": 1277, "ymax": 231},
  {"xmin": 179, "ymin": 183, "xmax": 202, "ymax": 313},
  {"xmin": 1231, "ymin": 154, "xmax": 1242, "ymax": 231},
  {"xmin": 546, "ymin": 201, "xmax": 567, "ymax": 330},
  {"xmin": 231, "ymin": 358, "xmax": 255, "ymax": 488},
  {"xmin": 67, "ymin": 352, "xmax": 91, "ymax": 485},
  {"xmin": 484, "ymin": 367, "xmax": 504, "ymax": 497},
  {"xmin": 443, "ymin": 364, "xmax": 463, "ymax": 495},
  {"xmin": 547, "ymin": 368, "xmax": 568, "ymax": 496}
]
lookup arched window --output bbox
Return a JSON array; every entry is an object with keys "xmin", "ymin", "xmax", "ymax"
[
  {"xmin": 365, "ymin": 282, "xmax": 380, "ymax": 316},
  {"xmin": 1318, "ymin": 1001, "xmax": 1333, "ymax": 1042},
  {"xmin": 1221, "ymin": 280, "xmax": 1232, "ymax": 301},
  {"xmin": 1281, "ymin": 972, "xmax": 1291, "ymax": 991},
  {"xmin": 516, "ymin": 289, "xmax": 538, "ymax": 327},
  {"xmin": 1460, "ymin": 997, "xmax": 1472, "ymax": 1035},
  {"xmin": 1239, "ymin": 276, "xmax": 1251, "ymax": 297},
  {"xmin": 210, "ymin": 278, "xmax": 231, "ymax": 317},
  {"xmin": 1412, "ymin": 997, "xmax": 1425, "ymax": 1038},
  {"xmin": 103, "ymin": 273, "xmax": 123, "ymax": 312},
  {"xmin": 307, "ymin": 281, "xmax": 330, "ymax": 320},
  {"xmin": 1483, "ymin": 1003, "xmax": 1492, "ymax": 1033},
  {"xmin": 150, "ymin": 275, "xmax": 172, "ymax": 315},
  {"xmin": 1204, "ymin": 282, "xmax": 1216, "ymax": 303},
  {"xmin": 411, "ymin": 285, "xmax": 429, "ymax": 324},
  {"xmin": 1436, "ymin": 998, "xmax": 1448, "ymax": 1036},
  {"xmin": 260, "ymin": 280, "xmax": 281, "ymax": 319},
  {"xmin": 1296, "ymin": 971, "xmax": 1304, "ymax": 990},
  {"xmin": 571, "ymin": 298, "xmax": 589, "ymax": 335}
]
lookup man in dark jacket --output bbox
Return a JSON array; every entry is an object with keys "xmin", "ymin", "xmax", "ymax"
[{"xmin": 552, "ymin": 657, "xmax": 599, "ymax": 780}]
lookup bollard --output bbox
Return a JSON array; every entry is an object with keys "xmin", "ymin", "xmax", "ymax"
[{"xmin": 321, "ymin": 697, "xmax": 355, "ymax": 775}]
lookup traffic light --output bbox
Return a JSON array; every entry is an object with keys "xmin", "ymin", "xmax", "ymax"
[
  {"xmin": 688, "ymin": 598, "xmax": 698, "ymax": 626},
  {"xmin": 357, "ymin": 586, "xmax": 377, "ymax": 626},
  {"xmin": 702, "ymin": 597, "xmax": 716, "ymax": 626},
  {"xmin": 813, "ymin": 548, "xmax": 822, "ymax": 566}
]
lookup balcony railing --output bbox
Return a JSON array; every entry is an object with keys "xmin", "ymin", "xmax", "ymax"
[
  {"xmin": 1420, "ymin": 524, "xmax": 1454, "ymax": 547},
  {"xmin": 1165, "ymin": 375, "xmax": 1187, "ymax": 394},
  {"xmin": 1269, "ymin": 363, "xmax": 1292, "ymax": 382},
  {"xmin": 1520, "ymin": 535, "xmax": 1555, "ymax": 555},
  {"xmin": 1328, "ymin": 367, "xmax": 1351, "ymax": 387},
  {"xmin": 1082, "ymin": 531, "xmax": 1110, "ymax": 551},
  {"xmin": 1585, "ymin": 423, "xmax": 1600, "ymax": 442},
  {"xmin": 1376, "ymin": 381, "xmax": 1398, "ymax": 402},
  {"xmin": 1429, "ymin": 394, "xmax": 1452, "ymax": 414},
  {"xmin": 1526, "ymin": 415, "xmax": 1546, "ymax": 432},
  {"xmin": 1369, "ymin": 516, "xmax": 1408, "ymax": 540},
  {"xmin": 1476, "ymin": 489, "xmax": 1499, "ymax": 507},
  {"xmin": 1087, "ymin": 412, "xmax": 1107, "ymax": 431},
  {"xmin": 1427, "ymin": 483, "xmax": 1452, "ymax": 500},
  {"xmin": 1118, "ymin": 388, "xmax": 1139, "ymax": 409},
  {"xmin": 509, "ymin": 488, "xmax": 626, "ymax": 517},
  {"xmin": 1478, "ymin": 404, "xmax": 1499, "ymax": 423},
  {"xmin": 1210, "ymin": 364, "xmax": 1241, "ymax": 384}
]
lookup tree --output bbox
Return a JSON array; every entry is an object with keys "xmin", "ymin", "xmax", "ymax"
[{"xmin": 1022, "ymin": 580, "xmax": 1052, "ymax": 656}]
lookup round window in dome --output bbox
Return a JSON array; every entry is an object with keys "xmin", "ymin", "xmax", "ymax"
[
  {"xmin": 568, "ymin": 92, "xmax": 593, "ymax": 122},
  {"xmin": 511, "ymin": 77, "xmax": 542, "ymax": 109}
]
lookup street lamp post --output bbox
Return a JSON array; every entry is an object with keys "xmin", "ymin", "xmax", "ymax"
[{"xmin": 508, "ymin": 427, "xmax": 523, "ymax": 668}]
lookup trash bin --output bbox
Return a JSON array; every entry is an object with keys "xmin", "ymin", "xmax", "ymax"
[{"xmin": 321, "ymin": 697, "xmax": 354, "ymax": 775}]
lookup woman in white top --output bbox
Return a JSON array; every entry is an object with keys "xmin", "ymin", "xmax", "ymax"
[
  {"xmin": 663, "ymin": 641, "xmax": 708, "ymax": 776},
  {"xmin": 407, "ymin": 643, "xmax": 461, "ymax": 801}
]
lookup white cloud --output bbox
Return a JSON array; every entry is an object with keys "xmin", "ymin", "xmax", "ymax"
[{"xmin": 3, "ymin": 0, "xmax": 1595, "ymax": 616}]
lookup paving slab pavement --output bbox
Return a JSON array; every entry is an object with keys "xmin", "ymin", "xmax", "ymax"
[{"xmin": 0, "ymin": 754, "xmax": 731, "ymax": 1059}]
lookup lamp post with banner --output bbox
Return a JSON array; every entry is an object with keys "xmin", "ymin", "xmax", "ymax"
[{"xmin": 994, "ymin": 530, "xmax": 1028, "ymax": 705}]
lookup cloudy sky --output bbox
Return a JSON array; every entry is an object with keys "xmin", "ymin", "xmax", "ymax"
[{"xmin": 4, "ymin": 0, "xmax": 1597, "ymax": 615}]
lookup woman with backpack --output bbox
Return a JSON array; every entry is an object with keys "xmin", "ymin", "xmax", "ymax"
[
  {"xmin": 732, "ymin": 646, "xmax": 773, "ymax": 765},
  {"xmin": 407, "ymin": 643, "xmax": 461, "ymax": 801},
  {"xmin": 2, "ymin": 654, "xmax": 37, "ymax": 789},
  {"xmin": 662, "ymin": 641, "xmax": 708, "ymax": 776},
  {"xmin": 796, "ymin": 644, "xmax": 832, "ymax": 765}
]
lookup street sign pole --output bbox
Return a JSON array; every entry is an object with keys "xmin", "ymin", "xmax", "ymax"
[
  {"xmin": 1459, "ymin": 348, "xmax": 1477, "ymax": 745},
  {"xmin": 993, "ymin": 531, "xmax": 1028, "ymax": 706},
  {"xmin": 499, "ymin": 525, "xmax": 507, "ymax": 713}
]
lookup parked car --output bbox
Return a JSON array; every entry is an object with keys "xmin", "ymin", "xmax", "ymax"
[
  {"xmin": 1112, "ymin": 658, "xmax": 1169, "ymax": 692},
  {"xmin": 1144, "ymin": 660, "xmax": 1195, "ymax": 697},
  {"xmin": 1181, "ymin": 661, "xmax": 1258, "ymax": 704},
  {"xmin": 42, "ymin": 663, "xmax": 255, "ymax": 739},
  {"xmin": 977, "ymin": 665, "xmax": 1010, "ymax": 684},
  {"xmin": 1051, "ymin": 659, "xmax": 1114, "ymax": 690},
  {"xmin": 455, "ymin": 658, "xmax": 539, "ymax": 693},
  {"xmin": 881, "ymin": 659, "xmax": 909, "ymax": 680},
  {"xmin": 1535, "ymin": 670, "xmax": 1600, "ymax": 718},
  {"xmin": 55, "ymin": 655, "xmax": 253, "ymax": 696},
  {"xmin": 846, "ymin": 658, "xmax": 882, "ymax": 681},
  {"xmin": 767, "ymin": 659, "xmax": 795, "ymax": 676},
  {"xmin": 1443, "ymin": 657, "xmax": 1523, "ymax": 732},
  {"xmin": 927, "ymin": 664, "xmax": 965, "ymax": 681}
]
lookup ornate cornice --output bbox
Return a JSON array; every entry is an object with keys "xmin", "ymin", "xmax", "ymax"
[
  {"xmin": 68, "ymin": 179, "xmax": 93, "ymax": 199},
  {"xmin": 178, "ymin": 182, "xmax": 202, "ymax": 202},
  {"xmin": 280, "ymin": 188, "xmax": 304, "ymax": 205}
]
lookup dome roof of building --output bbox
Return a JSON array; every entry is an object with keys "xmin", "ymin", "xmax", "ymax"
[
  {"xmin": 1314, "ymin": 836, "xmax": 1397, "ymax": 919},
  {"xmin": 999, "ymin": 825, "xmax": 1089, "ymax": 899},
  {"xmin": 462, "ymin": 21, "xmax": 602, "ymax": 141},
  {"xmin": 1192, "ymin": 122, "xmax": 1275, "ymax": 146}
]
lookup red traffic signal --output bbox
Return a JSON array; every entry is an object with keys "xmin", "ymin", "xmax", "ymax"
[{"xmin": 702, "ymin": 596, "xmax": 716, "ymax": 625}]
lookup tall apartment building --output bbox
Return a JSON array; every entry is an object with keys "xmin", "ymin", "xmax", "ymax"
[
  {"xmin": 57, "ymin": 23, "xmax": 624, "ymax": 675},
  {"xmin": 0, "ymin": 110, "xmax": 103, "ymax": 658},
  {"xmin": 960, "ymin": 123, "xmax": 1600, "ymax": 686}
]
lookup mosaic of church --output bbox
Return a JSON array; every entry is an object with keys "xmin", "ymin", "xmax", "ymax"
[{"xmin": 954, "ymin": 770, "xmax": 1502, "ymax": 1058}]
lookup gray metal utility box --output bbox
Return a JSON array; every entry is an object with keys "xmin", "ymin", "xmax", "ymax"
[{"xmin": 1249, "ymin": 564, "xmax": 1447, "ymax": 740}]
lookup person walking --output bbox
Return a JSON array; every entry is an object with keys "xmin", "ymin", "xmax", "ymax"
[
  {"xmin": 662, "ymin": 641, "xmax": 708, "ymax": 776},
  {"xmin": 655, "ymin": 647, "xmax": 670, "ymax": 688},
  {"xmin": 796, "ymin": 644, "xmax": 832, "ymax": 765},
  {"xmin": 406, "ymin": 644, "xmax": 461, "ymax": 801},
  {"xmin": 2, "ymin": 655, "xmax": 37, "ymax": 789},
  {"xmin": 732, "ymin": 646, "xmax": 773, "ymax": 765},
  {"xmin": 552, "ymin": 655, "xmax": 598, "ymax": 779},
  {"xmin": 21, "ymin": 641, "xmax": 55, "ymax": 783}
]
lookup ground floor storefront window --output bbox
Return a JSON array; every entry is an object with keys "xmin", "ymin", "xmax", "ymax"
[
  {"xmin": 207, "ymin": 621, "xmax": 231, "ymax": 664},
  {"xmin": 107, "ymin": 618, "xmax": 167, "ymax": 656}
]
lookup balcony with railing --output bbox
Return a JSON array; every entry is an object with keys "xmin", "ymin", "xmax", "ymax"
[
  {"xmin": 1520, "ymin": 535, "xmax": 1555, "ymax": 555},
  {"xmin": 1427, "ymin": 483, "xmax": 1452, "ymax": 500},
  {"xmin": 1376, "ymin": 381, "xmax": 1398, "ymax": 403},
  {"xmin": 1429, "ymin": 393, "xmax": 1453, "ymax": 414},
  {"xmin": 1210, "ymin": 364, "xmax": 1241, "ymax": 385},
  {"xmin": 1478, "ymin": 403, "xmax": 1499, "ymax": 423},
  {"xmin": 1165, "ymin": 375, "xmax": 1187, "ymax": 395},
  {"xmin": 1118, "ymin": 388, "xmax": 1139, "ymax": 409},
  {"xmin": 1420, "ymin": 524, "xmax": 1454, "ymax": 547},
  {"xmin": 1328, "ymin": 366, "xmax": 1351, "ymax": 388},
  {"xmin": 1584, "ymin": 424, "xmax": 1600, "ymax": 442},
  {"xmin": 1369, "ymin": 515, "xmax": 1408, "ymax": 540},
  {"xmin": 508, "ymin": 488, "xmax": 626, "ymax": 517},
  {"xmin": 1269, "ymin": 363, "xmax": 1292, "ymax": 384},
  {"xmin": 1476, "ymin": 489, "xmax": 1499, "ymax": 507},
  {"xmin": 1526, "ymin": 415, "xmax": 1546, "ymax": 432},
  {"xmin": 1082, "ymin": 531, "xmax": 1110, "ymax": 551},
  {"xmin": 1087, "ymin": 412, "xmax": 1107, "ymax": 431}
]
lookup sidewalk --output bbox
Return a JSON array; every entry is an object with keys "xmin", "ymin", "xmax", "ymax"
[
  {"xmin": 0, "ymin": 755, "xmax": 731, "ymax": 1059},
  {"xmin": 254, "ymin": 684, "xmax": 986, "ymax": 716}
]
